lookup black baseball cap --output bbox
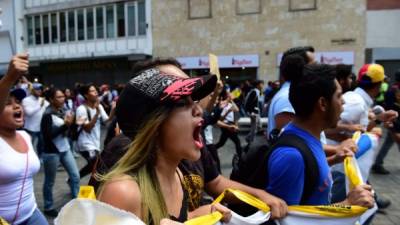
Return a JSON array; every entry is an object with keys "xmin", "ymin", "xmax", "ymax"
[{"xmin": 116, "ymin": 68, "xmax": 217, "ymax": 138}]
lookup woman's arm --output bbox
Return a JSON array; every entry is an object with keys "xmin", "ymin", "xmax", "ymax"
[{"xmin": 0, "ymin": 54, "xmax": 29, "ymax": 113}]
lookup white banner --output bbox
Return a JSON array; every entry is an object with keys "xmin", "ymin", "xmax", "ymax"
[
  {"xmin": 277, "ymin": 51, "xmax": 355, "ymax": 66},
  {"xmin": 177, "ymin": 54, "xmax": 259, "ymax": 69}
]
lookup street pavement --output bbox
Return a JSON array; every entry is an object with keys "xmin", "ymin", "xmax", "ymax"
[{"xmin": 34, "ymin": 128, "xmax": 400, "ymax": 225}]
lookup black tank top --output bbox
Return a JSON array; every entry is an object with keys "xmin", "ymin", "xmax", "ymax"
[
  {"xmin": 148, "ymin": 171, "xmax": 189, "ymax": 224},
  {"xmin": 169, "ymin": 171, "xmax": 188, "ymax": 222}
]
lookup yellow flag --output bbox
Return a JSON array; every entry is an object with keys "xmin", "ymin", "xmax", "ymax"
[{"xmin": 209, "ymin": 54, "xmax": 221, "ymax": 80}]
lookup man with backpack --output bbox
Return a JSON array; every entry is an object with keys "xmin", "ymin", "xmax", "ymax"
[
  {"xmin": 264, "ymin": 64, "xmax": 374, "ymax": 207},
  {"xmin": 75, "ymin": 83, "xmax": 115, "ymax": 179}
]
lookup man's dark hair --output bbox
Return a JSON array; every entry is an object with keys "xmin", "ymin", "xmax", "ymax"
[
  {"xmin": 289, "ymin": 64, "xmax": 337, "ymax": 119},
  {"xmin": 280, "ymin": 54, "xmax": 306, "ymax": 82},
  {"xmin": 79, "ymin": 83, "xmax": 96, "ymax": 99},
  {"xmin": 335, "ymin": 64, "xmax": 352, "ymax": 81},
  {"xmin": 281, "ymin": 46, "xmax": 315, "ymax": 64},
  {"xmin": 44, "ymin": 87, "xmax": 63, "ymax": 101},
  {"xmin": 252, "ymin": 80, "xmax": 264, "ymax": 87},
  {"xmin": 131, "ymin": 58, "xmax": 182, "ymax": 75}
]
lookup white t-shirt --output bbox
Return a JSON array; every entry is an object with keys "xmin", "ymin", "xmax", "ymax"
[
  {"xmin": 51, "ymin": 114, "xmax": 71, "ymax": 152},
  {"xmin": 221, "ymin": 103, "xmax": 235, "ymax": 124},
  {"xmin": 76, "ymin": 104, "xmax": 109, "ymax": 152},
  {"xmin": 22, "ymin": 95, "xmax": 49, "ymax": 132},
  {"xmin": 0, "ymin": 131, "xmax": 40, "ymax": 224},
  {"xmin": 340, "ymin": 88, "xmax": 372, "ymax": 129},
  {"xmin": 267, "ymin": 82, "xmax": 295, "ymax": 135}
]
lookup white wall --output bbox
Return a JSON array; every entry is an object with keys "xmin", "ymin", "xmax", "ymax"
[
  {"xmin": 0, "ymin": 1, "xmax": 15, "ymax": 66},
  {"xmin": 367, "ymin": 10, "xmax": 400, "ymax": 48},
  {"xmin": 27, "ymin": 37, "xmax": 152, "ymax": 60}
]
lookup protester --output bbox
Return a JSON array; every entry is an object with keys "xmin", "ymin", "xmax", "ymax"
[
  {"xmin": 267, "ymin": 46, "xmax": 315, "ymax": 139},
  {"xmin": 215, "ymin": 89, "xmax": 242, "ymax": 157},
  {"xmin": 96, "ymin": 68, "xmax": 234, "ymax": 225},
  {"xmin": 0, "ymin": 54, "xmax": 49, "ymax": 225},
  {"xmin": 266, "ymin": 64, "xmax": 374, "ymax": 208},
  {"xmin": 92, "ymin": 59, "xmax": 287, "ymax": 224},
  {"xmin": 22, "ymin": 82, "xmax": 49, "ymax": 159},
  {"xmin": 75, "ymin": 83, "xmax": 115, "ymax": 179},
  {"xmin": 244, "ymin": 80, "xmax": 264, "ymax": 146},
  {"xmin": 63, "ymin": 88, "xmax": 74, "ymax": 112},
  {"xmin": 40, "ymin": 88, "xmax": 80, "ymax": 217},
  {"xmin": 373, "ymin": 69, "xmax": 400, "ymax": 174}
]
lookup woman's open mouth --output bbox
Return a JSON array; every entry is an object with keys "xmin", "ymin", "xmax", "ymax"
[
  {"xmin": 13, "ymin": 111, "xmax": 23, "ymax": 122},
  {"xmin": 193, "ymin": 120, "xmax": 204, "ymax": 149}
]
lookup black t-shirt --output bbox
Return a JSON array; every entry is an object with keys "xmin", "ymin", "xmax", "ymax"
[
  {"xmin": 179, "ymin": 148, "xmax": 219, "ymax": 211},
  {"xmin": 88, "ymin": 134, "xmax": 131, "ymax": 191}
]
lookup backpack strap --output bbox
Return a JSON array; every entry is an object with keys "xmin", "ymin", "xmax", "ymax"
[
  {"xmin": 84, "ymin": 104, "xmax": 92, "ymax": 121},
  {"xmin": 267, "ymin": 133, "xmax": 319, "ymax": 204}
]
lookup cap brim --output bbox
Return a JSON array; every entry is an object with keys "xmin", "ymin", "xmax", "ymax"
[
  {"xmin": 10, "ymin": 88, "xmax": 27, "ymax": 102},
  {"xmin": 191, "ymin": 74, "xmax": 217, "ymax": 101}
]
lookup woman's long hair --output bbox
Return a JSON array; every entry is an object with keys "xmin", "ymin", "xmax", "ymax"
[{"xmin": 97, "ymin": 106, "xmax": 172, "ymax": 225}]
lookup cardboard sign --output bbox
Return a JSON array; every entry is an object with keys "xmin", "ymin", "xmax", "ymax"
[{"xmin": 209, "ymin": 53, "xmax": 221, "ymax": 80}]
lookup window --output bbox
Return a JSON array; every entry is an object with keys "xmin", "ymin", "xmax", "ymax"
[
  {"xmin": 87, "ymin": 8, "xmax": 94, "ymax": 40},
  {"xmin": 117, "ymin": 3, "xmax": 125, "ymax": 37},
  {"xmin": 289, "ymin": 0, "xmax": 317, "ymax": 11},
  {"xmin": 127, "ymin": 3, "xmax": 136, "ymax": 36},
  {"xmin": 106, "ymin": 5, "xmax": 115, "ymax": 38},
  {"xmin": 188, "ymin": 0, "xmax": 212, "ymax": 19},
  {"xmin": 34, "ymin": 15, "xmax": 41, "ymax": 44},
  {"xmin": 96, "ymin": 7, "xmax": 104, "ymax": 39},
  {"xmin": 60, "ymin": 12, "xmax": 66, "ymax": 42},
  {"xmin": 51, "ymin": 13, "xmax": 58, "ymax": 43},
  {"xmin": 27, "ymin": 16, "xmax": 34, "ymax": 45},
  {"xmin": 43, "ymin": 14, "xmax": 49, "ymax": 44},
  {"xmin": 77, "ymin": 9, "xmax": 84, "ymax": 40},
  {"xmin": 138, "ymin": 1, "xmax": 146, "ymax": 35},
  {"xmin": 236, "ymin": 0, "xmax": 262, "ymax": 15},
  {"xmin": 68, "ymin": 11, "xmax": 76, "ymax": 41}
]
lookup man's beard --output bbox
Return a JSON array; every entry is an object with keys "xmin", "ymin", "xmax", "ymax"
[{"xmin": 324, "ymin": 104, "xmax": 339, "ymax": 129}]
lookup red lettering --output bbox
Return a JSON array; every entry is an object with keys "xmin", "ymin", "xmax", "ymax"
[
  {"xmin": 232, "ymin": 58, "xmax": 252, "ymax": 66},
  {"xmin": 321, "ymin": 56, "xmax": 344, "ymax": 65},
  {"xmin": 198, "ymin": 59, "xmax": 209, "ymax": 67}
]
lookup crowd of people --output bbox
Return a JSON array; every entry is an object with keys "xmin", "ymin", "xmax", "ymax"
[{"xmin": 0, "ymin": 46, "xmax": 399, "ymax": 225}]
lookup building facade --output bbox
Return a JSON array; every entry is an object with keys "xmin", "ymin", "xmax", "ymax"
[
  {"xmin": 0, "ymin": 1, "xmax": 25, "ymax": 75},
  {"xmin": 152, "ymin": 0, "xmax": 366, "ymax": 83},
  {"xmin": 366, "ymin": 0, "xmax": 400, "ymax": 81},
  {"xmin": 23, "ymin": 0, "xmax": 152, "ymax": 87}
]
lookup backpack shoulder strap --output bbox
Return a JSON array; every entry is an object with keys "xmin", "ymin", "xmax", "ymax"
[
  {"xmin": 269, "ymin": 133, "xmax": 319, "ymax": 204},
  {"xmin": 84, "ymin": 104, "xmax": 92, "ymax": 121}
]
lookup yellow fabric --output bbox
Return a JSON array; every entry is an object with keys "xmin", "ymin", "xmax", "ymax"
[
  {"xmin": 231, "ymin": 89, "xmax": 241, "ymax": 99},
  {"xmin": 185, "ymin": 188, "xmax": 367, "ymax": 225},
  {"xmin": 0, "ymin": 217, "xmax": 10, "ymax": 225},
  {"xmin": 78, "ymin": 186, "xmax": 96, "ymax": 200},
  {"xmin": 288, "ymin": 205, "xmax": 366, "ymax": 218},
  {"xmin": 368, "ymin": 64, "xmax": 385, "ymax": 83},
  {"xmin": 344, "ymin": 157, "xmax": 363, "ymax": 190}
]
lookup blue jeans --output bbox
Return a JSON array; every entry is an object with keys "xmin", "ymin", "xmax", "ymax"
[
  {"xmin": 374, "ymin": 131, "xmax": 400, "ymax": 166},
  {"xmin": 18, "ymin": 208, "xmax": 49, "ymax": 225},
  {"xmin": 42, "ymin": 151, "xmax": 80, "ymax": 210}
]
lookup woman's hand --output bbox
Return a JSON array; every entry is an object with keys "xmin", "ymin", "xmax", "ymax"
[{"xmin": 188, "ymin": 203, "xmax": 231, "ymax": 223}]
